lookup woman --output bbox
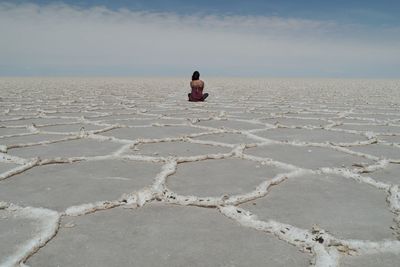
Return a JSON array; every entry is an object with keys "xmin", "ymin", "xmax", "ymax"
[{"xmin": 188, "ymin": 71, "xmax": 209, "ymax": 102}]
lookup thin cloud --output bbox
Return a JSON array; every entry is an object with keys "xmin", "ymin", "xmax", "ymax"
[{"xmin": 0, "ymin": 2, "xmax": 399, "ymax": 77}]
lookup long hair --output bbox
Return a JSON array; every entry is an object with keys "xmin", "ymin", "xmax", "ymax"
[{"xmin": 192, "ymin": 71, "xmax": 200, "ymax": 81}]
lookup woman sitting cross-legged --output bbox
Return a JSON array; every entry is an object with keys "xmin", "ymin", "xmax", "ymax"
[{"xmin": 188, "ymin": 71, "xmax": 209, "ymax": 102}]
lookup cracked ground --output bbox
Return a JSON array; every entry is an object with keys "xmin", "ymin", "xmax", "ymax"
[{"xmin": 1, "ymin": 77, "xmax": 400, "ymax": 267}]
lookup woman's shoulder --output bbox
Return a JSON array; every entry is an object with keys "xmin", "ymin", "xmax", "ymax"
[
  {"xmin": 196, "ymin": 80, "xmax": 204, "ymax": 86},
  {"xmin": 191, "ymin": 80, "xmax": 204, "ymax": 85}
]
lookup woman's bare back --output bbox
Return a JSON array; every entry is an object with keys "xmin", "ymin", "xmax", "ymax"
[{"xmin": 188, "ymin": 71, "xmax": 208, "ymax": 102}]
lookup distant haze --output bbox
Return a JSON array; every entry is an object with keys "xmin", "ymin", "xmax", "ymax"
[{"xmin": 0, "ymin": 2, "xmax": 399, "ymax": 77}]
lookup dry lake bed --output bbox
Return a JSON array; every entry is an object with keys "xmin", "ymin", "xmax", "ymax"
[{"xmin": 1, "ymin": 77, "xmax": 400, "ymax": 267}]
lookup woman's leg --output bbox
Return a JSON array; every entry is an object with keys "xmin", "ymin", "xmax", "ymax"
[{"xmin": 201, "ymin": 93, "xmax": 209, "ymax": 101}]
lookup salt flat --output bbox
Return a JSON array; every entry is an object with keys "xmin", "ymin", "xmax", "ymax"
[{"xmin": 1, "ymin": 77, "xmax": 400, "ymax": 267}]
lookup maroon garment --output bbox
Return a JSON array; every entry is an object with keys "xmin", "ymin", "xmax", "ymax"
[
  {"xmin": 190, "ymin": 85, "xmax": 204, "ymax": 101},
  {"xmin": 189, "ymin": 80, "xmax": 204, "ymax": 101}
]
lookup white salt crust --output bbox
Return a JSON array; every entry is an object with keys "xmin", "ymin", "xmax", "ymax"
[{"xmin": 0, "ymin": 78, "xmax": 400, "ymax": 266}]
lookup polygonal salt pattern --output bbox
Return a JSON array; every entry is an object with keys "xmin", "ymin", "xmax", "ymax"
[
  {"xmin": 350, "ymin": 113, "xmax": 400, "ymax": 121},
  {"xmin": 0, "ymin": 127, "xmax": 30, "ymax": 136},
  {"xmin": 9, "ymin": 139, "xmax": 122, "ymax": 159},
  {"xmin": 94, "ymin": 114, "xmax": 152, "ymax": 121},
  {"xmin": 339, "ymin": 118, "xmax": 377, "ymax": 124},
  {"xmin": 0, "ymin": 160, "xmax": 162, "ymax": 211},
  {"xmin": 193, "ymin": 132, "xmax": 257, "ymax": 144},
  {"xmin": 0, "ymin": 133, "xmax": 69, "ymax": 146},
  {"xmin": 254, "ymin": 128, "xmax": 367, "ymax": 144},
  {"xmin": 262, "ymin": 117, "xmax": 328, "ymax": 127},
  {"xmin": 1, "ymin": 118, "xmax": 78, "ymax": 127},
  {"xmin": 341, "ymin": 253, "xmax": 400, "ymax": 267},
  {"xmin": 1, "ymin": 77, "xmax": 400, "ymax": 266},
  {"xmin": 27, "ymin": 205, "xmax": 310, "ymax": 267},
  {"xmin": 128, "ymin": 140, "xmax": 231, "ymax": 157},
  {"xmin": 50, "ymin": 111, "xmax": 102, "ymax": 118},
  {"xmin": 168, "ymin": 158, "xmax": 287, "ymax": 197},
  {"xmin": 226, "ymin": 111, "xmax": 276, "ymax": 119},
  {"xmin": 0, "ymin": 209, "xmax": 37, "ymax": 264},
  {"xmin": 286, "ymin": 112, "xmax": 339, "ymax": 119},
  {"xmin": 196, "ymin": 119, "xmax": 265, "ymax": 130},
  {"xmin": 334, "ymin": 124, "xmax": 400, "ymax": 134},
  {"xmin": 362, "ymin": 163, "xmax": 400, "ymax": 184},
  {"xmin": 241, "ymin": 173, "xmax": 395, "ymax": 241},
  {"xmin": 350, "ymin": 144, "xmax": 400, "ymax": 160},
  {"xmin": 102, "ymin": 118, "xmax": 184, "ymax": 126},
  {"xmin": 101, "ymin": 125, "xmax": 205, "ymax": 140},
  {"xmin": 245, "ymin": 144, "xmax": 374, "ymax": 170},
  {"xmin": 378, "ymin": 135, "xmax": 400, "ymax": 143},
  {"xmin": 0, "ymin": 162, "xmax": 19, "ymax": 173},
  {"xmin": 37, "ymin": 123, "xmax": 105, "ymax": 133}
]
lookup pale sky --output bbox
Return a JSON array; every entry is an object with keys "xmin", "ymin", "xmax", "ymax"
[{"xmin": 0, "ymin": 1, "xmax": 399, "ymax": 77}]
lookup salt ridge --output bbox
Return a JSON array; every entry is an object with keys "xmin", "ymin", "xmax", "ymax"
[{"xmin": 0, "ymin": 78, "xmax": 400, "ymax": 266}]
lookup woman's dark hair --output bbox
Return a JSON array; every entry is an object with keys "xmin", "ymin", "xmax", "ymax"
[{"xmin": 192, "ymin": 71, "xmax": 200, "ymax": 81}]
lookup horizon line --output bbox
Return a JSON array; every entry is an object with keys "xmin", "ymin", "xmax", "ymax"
[{"xmin": 1, "ymin": 75, "xmax": 399, "ymax": 80}]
